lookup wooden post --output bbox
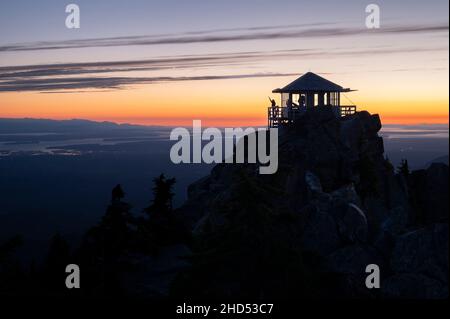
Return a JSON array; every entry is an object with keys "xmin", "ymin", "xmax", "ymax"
[
  {"xmin": 306, "ymin": 93, "xmax": 314, "ymax": 108},
  {"xmin": 318, "ymin": 92, "xmax": 325, "ymax": 106}
]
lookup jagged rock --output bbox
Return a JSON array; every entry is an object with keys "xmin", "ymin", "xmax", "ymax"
[
  {"xmin": 331, "ymin": 183, "xmax": 361, "ymax": 206},
  {"xmin": 304, "ymin": 170, "xmax": 332, "ymax": 204},
  {"xmin": 121, "ymin": 244, "xmax": 191, "ymax": 297},
  {"xmin": 305, "ymin": 170, "xmax": 323, "ymax": 194},
  {"xmin": 373, "ymin": 230, "xmax": 396, "ymax": 258},
  {"xmin": 175, "ymin": 108, "xmax": 448, "ymax": 298},
  {"xmin": 327, "ymin": 184, "xmax": 368, "ymax": 243},
  {"xmin": 340, "ymin": 117, "xmax": 365, "ymax": 164},
  {"xmin": 390, "ymin": 223, "xmax": 448, "ymax": 283},
  {"xmin": 382, "ymin": 273, "xmax": 448, "ymax": 299},
  {"xmin": 381, "ymin": 206, "xmax": 409, "ymax": 235},
  {"xmin": 409, "ymin": 163, "xmax": 449, "ymax": 224},
  {"xmin": 300, "ymin": 206, "xmax": 341, "ymax": 257},
  {"xmin": 324, "ymin": 244, "xmax": 383, "ymax": 276},
  {"xmin": 320, "ymin": 244, "xmax": 385, "ymax": 297},
  {"xmin": 359, "ymin": 112, "xmax": 382, "ymax": 136},
  {"xmin": 340, "ymin": 203, "xmax": 368, "ymax": 243}
]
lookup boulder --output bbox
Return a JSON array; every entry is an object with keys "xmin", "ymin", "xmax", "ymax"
[
  {"xmin": 340, "ymin": 203, "xmax": 369, "ymax": 243},
  {"xmin": 382, "ymin": 273, "xmax": 448, "ymax": 299},
  {"xmin": 121, "ymin": 244, "xmax": 191, "ymax": 297},
  {"xmin": 409, "ymin": 163, "xmax": 449, "ymax": 224},
  {"xmin": 381, "ymin": 206, "xmax": 409, "ymax": 236},
  {"xmin": 300, "ymin": 206, "xmax": 341, "ymax": 257},
  {"xmin": 324, "ymin": 244, "xmax": 383, "ymax": 276},
  {"xmin": 391, "ymin": 223, "xmax": 448, "ymax": 283},
  {"xmin": 305, "ymin": 170, "xmax": 323, "ymax": 194}
]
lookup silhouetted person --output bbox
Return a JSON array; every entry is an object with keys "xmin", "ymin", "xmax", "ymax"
[
  {"xmin": 299, "ymin": 95, "xmax": 305, "ymax": 107},
  {"xmin": 286, "ymin": 98, "xmax": 292, "ymax": 107},
  {"xmin": 268, "ymin": 97, "xmax": 276, "ymax": 107}
]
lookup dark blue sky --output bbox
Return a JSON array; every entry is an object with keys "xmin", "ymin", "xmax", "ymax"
[{"xmin": 1, "ymin": 0, "xmax": 447, "ymax": 43}]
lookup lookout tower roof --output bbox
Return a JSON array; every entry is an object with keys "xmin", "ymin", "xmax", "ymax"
[{"xmin": 272, "ymin": 72, "xmax": 354, "ymax": 93}]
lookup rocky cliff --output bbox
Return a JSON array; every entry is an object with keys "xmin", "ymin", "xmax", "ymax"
[{"xmin": 174, "ymin": 107, "xmax": 448, "ymax": 299}]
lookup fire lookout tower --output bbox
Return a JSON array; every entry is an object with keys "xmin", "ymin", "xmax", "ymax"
[{"xmin": 268, "ymin": 72, "xmax": 357, "ymax": 127}]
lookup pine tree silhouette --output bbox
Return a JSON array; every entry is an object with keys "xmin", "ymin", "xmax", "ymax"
[
  {"xmin": 142, "ymin": 174, "xmax": 186, "ymax": 247},
  {"xmin": 397, "ymin": 159, "xmax": 410, "ymax": 177},
  {"xmin": 357, "ymin": 155, "xmax": 380, "ymax": 200},
  {"xmin": 145, "ymin": 174, "xmax": 176, "ymax": 217},
  {"xmin": 111, "ymin": 184, "xmax": 125, "ymax": 202},
  {"xmin": 78, "ymin": 184, "xmax": 134, "ymax": 296},
  {"xmin": 0, "ymin": 236, "xmax": 24, "ymax": 295},
  {"xmin": 43, "ymin": 233, "xmax": 71, "ymax": 292}
]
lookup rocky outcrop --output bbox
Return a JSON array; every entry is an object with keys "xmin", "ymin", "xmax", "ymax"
[
  {"xmin": 176, "ymin": 107, "xmax": 448, "ymax": 299},
  {"xmin": 409, "ymin": 163, "xmax": 449, "ymax": 224},
  {"xmin": 120, "ymin": 244, "xmax": 191, "ymax": 297},
  {"xmin": 383, "ymin": 223, "xmax": 448, "ymax": 298}
]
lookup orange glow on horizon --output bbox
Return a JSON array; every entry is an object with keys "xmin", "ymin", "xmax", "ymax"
[
  {"xmin": 0, "ymin": 77, "xmax": 448, "ymax": 127},
  {"xmin": 2, "ymin": 112, "xmax": 448, "ymax": 128}
]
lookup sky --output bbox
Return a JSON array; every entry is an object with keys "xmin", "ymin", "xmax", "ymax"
[{"xmin": 0, "ymin": 0, "xmax": 448, "ymax": 126}]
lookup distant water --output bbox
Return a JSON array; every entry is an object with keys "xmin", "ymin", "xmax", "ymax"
[
  {"xmin": 0, "ymin": 132, "xmax": 172, "ymax": 156},
  {"xmin": 380, "ymin": 124, "xmax": 449, "ymax": 139}
]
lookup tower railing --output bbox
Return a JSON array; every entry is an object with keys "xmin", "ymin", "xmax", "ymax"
[
  {"xmin": 268, "ymin": 105, "xmax": 357, "ymax": 128},
  {"xmin": 340, "ymin": 105, "xmax": 357, "ymax": 117}
]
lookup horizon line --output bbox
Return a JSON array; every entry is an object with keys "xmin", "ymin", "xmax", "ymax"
[{"xmin": 0, "ymin": 116, "xmax": 448, "ymax": 128}]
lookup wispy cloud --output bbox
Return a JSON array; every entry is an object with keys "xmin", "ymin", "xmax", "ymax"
[
  {"xmin": 0, "ymin": 46, "xmax": 445, "ymax": 78},
  {"xmin": 0, "ymin": 44, "xmax": 447, "ymax": 93},
  {"xmin": 0, "ymin": 23, "xmax": 447, "ymax": 53},
  {"xmin": 0, "ymin": 73, "xmax": 297, "ymax": 92}
]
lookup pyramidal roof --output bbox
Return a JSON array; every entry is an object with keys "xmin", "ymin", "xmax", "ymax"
[{"xmin": 273, "ymin": 72, "xmax": 352, "ymax": 93}]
